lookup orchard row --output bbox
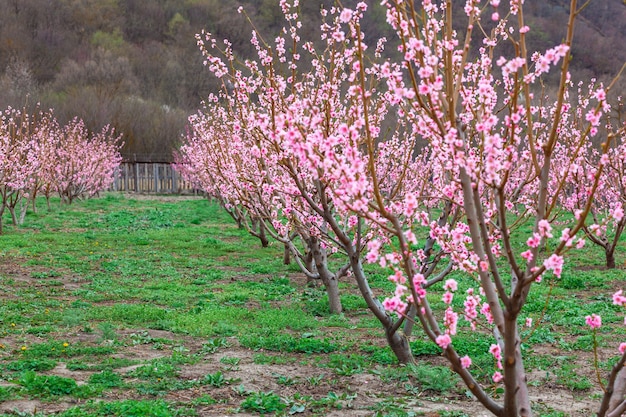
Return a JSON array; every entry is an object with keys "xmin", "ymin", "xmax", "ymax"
[
  {"xmin": 175, "ymin": 1, "xmax": 626, "ymax": 416},
  {"xmin": 0, "ymin": 107, "xmax": 122, "ymax": 233}
]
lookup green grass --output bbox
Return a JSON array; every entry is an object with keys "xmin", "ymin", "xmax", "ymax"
[{"xmin": 0, "ymin": 194, "xmax": 622, "ymax": 416}]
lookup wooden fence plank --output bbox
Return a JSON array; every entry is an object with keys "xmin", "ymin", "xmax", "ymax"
[{"xmin": 110, "ymin": 162, "xmax": 199, "ymax": 194}]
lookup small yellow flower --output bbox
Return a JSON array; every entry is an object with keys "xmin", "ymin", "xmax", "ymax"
[
  {"xmin": 21, "ymin": 346, "xmax": 27, "ymax": 351},
  {"xmin": 44, "ymin": 309, "xmax": 49, "ymax": 314},
  {"xmin": 10, "ymin": 323, "xmax": 15, "ymax": 327},
  {"xmin": 63, "ymin": 342, "xmax": 69, "ymax": 347}
]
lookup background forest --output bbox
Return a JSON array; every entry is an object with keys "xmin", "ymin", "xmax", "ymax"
[{"xmin": 0, "ymin": 0, "xmax": 624, "ymax": 162}]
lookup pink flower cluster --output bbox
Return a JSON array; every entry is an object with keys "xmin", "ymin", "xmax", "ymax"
[
  {"xmin": 585, "ymin": 314, "xmax": 602, "ymax": 329},
  {"xmin": 0, "ymin": 107, "xmax": 122, "ymax": 221}
]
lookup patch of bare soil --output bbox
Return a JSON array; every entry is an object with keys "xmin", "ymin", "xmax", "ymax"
[
  {"xmin": 2, "ymin": 336, "xmax": 602, "ymax": 416},
  {"xmin": 0, "ymin": 262, "xmax": 611, "ymax": 416},
  {"xmin": 0, "ymin": 400, "xmax": 75, "ymax": 415}
]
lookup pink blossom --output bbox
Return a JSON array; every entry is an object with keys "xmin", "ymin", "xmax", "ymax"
[
  {"xmin": 388, "ymin": 270, "xmax": 406, "ymax": 284},
  {"xmin": 460, "ymin": 355, "xmax": 472, "ymax": 369},
  {"xmin": 436, "ymin": 334, "xmax": 452, "ymax": 350},
  {"xmin": 619, "ymin": 343, "xmax": 626, "ymax": 355},
  {"xmin": 464, "ymin": 294, "xmax": 479, "ymax": 321},
  {"xmin": 481, "ymin": 303, "xmax": 493, "ymax": 324},
  {"xmin": 612, "ymin": 205, "xmax": 624, "ymax": 222},
  {"xmin": 339, "ymin": 9, "xmax": 353, "ymax": 24},
  {"xmin": 613, "ymin": 290, "xmax": 626, "ymax": 306},
  {"xmin": 489, "ymin": 344, "xmax": 502, "ymax": 361},
  {"xmin": 492, "ymin": 371, "xmax": 503, "ymax": 383},
  {"xmin": 382, "ymin": 297, "xmax": 400, "ymax": 312},
  {"xmin": 413, "ymin": 273, "xmax": 425, "ymax": 287},
  {"xmin": 543, "ymin": 254, "xmax": 564, "ymax": 278},
  {"xmin": 585, "ymin": 314, "xmax": 602, "ymax": 329},
  {"xmin": 521, "ymin": 250, "xmax": 533, "ymax": 262},
  {"xmin": 526, "ymin": 233, "xmax": 541, "ymax": 248},
  {"xmin": 444, "ymin": 279, "xmax": 458, "ymax": 292},
  {"xmin": 537, "ymin": 219, "xmax": 553, "ymax": 238},
  {"xmin": 594, "ymin": 88, "xmax": 606, "ymax": 101},
  {"xmin": 444, "ymin": 307, "xmax": 458, "ymax": 335}
]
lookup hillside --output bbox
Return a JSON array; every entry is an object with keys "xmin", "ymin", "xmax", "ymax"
[{"xmin": 0, "ymin": 0, "xmax": 624, "ymax": 161}]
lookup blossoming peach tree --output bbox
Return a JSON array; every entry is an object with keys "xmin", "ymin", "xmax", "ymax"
[
  {"xmin": 176, "ymin": 103, "xmax": 351, "ymax": 314},
  {"xmin": 341, "ymin": 0, "xmax": 626, "ymax": 415},
  {"xmin": 0, "ymin": 106, "xmax": 122, "ymax": 233},
  {"xmin": 560, "ymin": 95, "xmax": 626, "ymax": 269},
  {"xmin": 185, "ymin": 0, "xmax": 626, "ymax": 415}
]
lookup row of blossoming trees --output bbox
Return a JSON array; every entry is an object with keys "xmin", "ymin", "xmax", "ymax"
[
  {"xmin": 0, "ymin": 107, "xmax": 122, "ymax": 233},
  {"xmin": 175, "ymin": 0, "xmax": 626, "ymax": 415}
]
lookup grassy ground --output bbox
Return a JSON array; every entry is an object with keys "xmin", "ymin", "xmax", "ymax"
[{"xmin": 0, "ymin": 194, "xmax": 624, "ymax": 417}]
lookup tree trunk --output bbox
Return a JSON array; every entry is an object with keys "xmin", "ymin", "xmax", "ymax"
[
  {"xmin": 323, "ymin": 274, "xmax": 342, "ymax": 314},
  {"xmin": 348, "ymin": 252, "xmax": 414, "ymax": 364},
  {"xmin": 250, "ymin": 217, "xmax": 270, "ymax": 247},
  {"xmin": 502, "ymin": 317, "xmax": 531, "ymax": 416},
  {"xmin": 606, "ymin": 249, "xmax": 616, "ymax": 269},
  {"xmin": 258, "ymin": 220, "xmax": 269, "ymax": 247},
  {"xmin": 598, "ymin": 354, "xmax": 626, "ymax": 416},
  {"xmin": 386, "ymin": 328, "xmax": 414, "ymax": 364},
  {"xmin": 18, "ymin": 198, "xmax": 28, "ymax": 225},
  {"xmin": 403, "ymin": 304, "xmax": 417, "ymax": 337},
  {"xmin": 31, "ymin": 189, "xmax": 37, "ymax": 213},
  {"xmin": 283, "ymin": 244, "xmax": 291, "ymax": 265},
  {"xmin": 8, "ymin": 205, "xmax": 17, "ymax": 226},
  {"xmin": 608, "ymin": 367, "xmax": 626, "ymax": 415},
  {"xmin": 309, "ymin": 236, "xmax": 342, "ymax": 314},
  {"xmin": 304, "ymin": 249, "xmax": 319, "ymax": 287}
]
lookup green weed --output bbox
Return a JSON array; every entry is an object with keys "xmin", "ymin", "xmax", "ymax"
[
  {"xmin": 62, "ymin": 399, "xmax": 176, "ymax": 417},
  {"xmin": 88, "ymin": 370, "xmax": 124, "ymax": 388},
  {"xmin": 240, "ymin": 391, "xmax": 286, "ymax": 414},
  {"xmin": 201, "ymin": 337, "xmax": 229, "ymax": 354},
  {"xmin": 201, "ymin": 371, "xmax": 226, "ymax": 387},
  {"xmin": 18, "ymin": 371, "xmax": 78, "ymax": 397},
  {"xmin": 5, "ymin": 358, "xmax": 57, "ymax": 372}
]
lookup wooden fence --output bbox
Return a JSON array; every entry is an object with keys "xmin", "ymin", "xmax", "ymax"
[{"xmin": 110, "ymin": 162, "xmax": 201, "ymax": 194}]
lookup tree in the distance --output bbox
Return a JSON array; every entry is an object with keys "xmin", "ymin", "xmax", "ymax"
[
  {"xmin": 0, "ymin": 107, "xmax": 42, "ymax": 233},
  {"xmin": 0, "ymin": 107, "xmax": 122, "ymax": 233},
  {"xmin": 561, "ymin": 95, "xmax": 626, "ymax": 269},
  {"xmin": 52, "ymin": 119, "xmax": 122, "ymax": 204}
]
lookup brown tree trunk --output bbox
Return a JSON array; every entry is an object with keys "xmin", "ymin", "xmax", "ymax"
[
  {"xmin": 606, "ymin": 249, "xmax": 616, "ymax": 269},
  {"xmin": 348, "ymin": 252, "xmax": 414, "ymax": 364},
  {"xmin": 283, "ymin": 244, "xmax": 291, "ymax": 265},
  {"xmin": 258, "ymin": 220, "xmax": 269, "ymax": 247},
  {"xmin": 386, "ymin": 328, "xmax": 414, "ymax": 364},
  {"xmin": 403, "ymin": 304, "xmax": 417, "ymax": 337},
  {"xmin": 608, "ymin": 367, "xmax": 626, "ymax": 414},
  {"xmin": 500, "ymin": 315, "xmax": 531, "ymax": 417},
  {"xmin": 8, "ymin": 205, "xmax": 17, "ymax": 226},
  {"xmin": 250, "ymin": 217, "xmax": 269, "ymax": 247},
  {"xmin": 309, "ymin": 236, "xmax": 342, "ymax": 314}
]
